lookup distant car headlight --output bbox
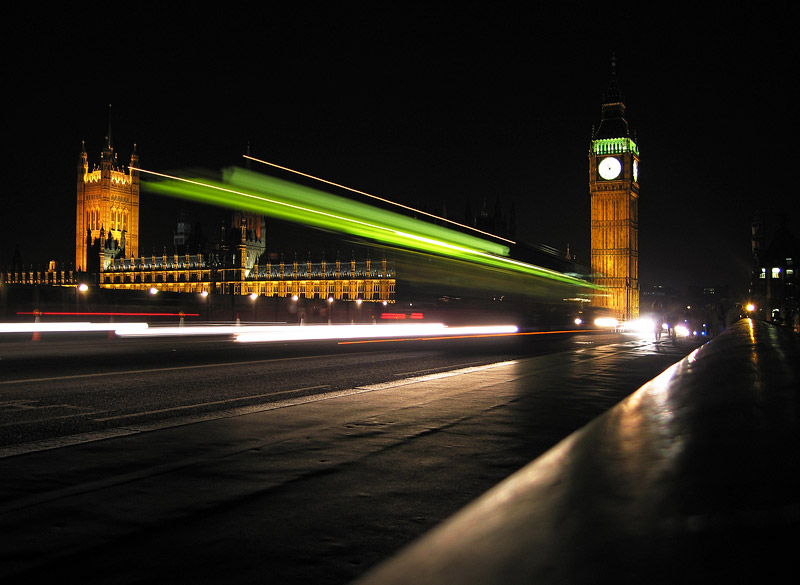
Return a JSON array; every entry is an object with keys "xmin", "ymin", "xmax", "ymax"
[
  {"xmin": 674, "ymin": 324, "xmax": 690, "ymax": 337},
  {"xmin": 619, "ymin": 318, "xmax": 653, "ymax": 333},
  {"xmin": 594, "ymin": 317, "xmax": 619, "ymax": 328}
]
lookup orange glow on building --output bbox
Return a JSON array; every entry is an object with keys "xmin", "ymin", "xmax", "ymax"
[{"xmin": 75, "ymin": 135, "xmax": 140, "ymax": 272}]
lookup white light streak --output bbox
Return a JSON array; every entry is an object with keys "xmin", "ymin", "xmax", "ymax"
[
  {"xmin": 110, "ymin": 322, "xmax": 518, "ymax": 342},
  {"xmin": 0, "ymin": 322, "xmax": 150, "ymax": 334},
  {"xmin": 235, "ymin": 324, "xmax": 518, "ymax": 343}
]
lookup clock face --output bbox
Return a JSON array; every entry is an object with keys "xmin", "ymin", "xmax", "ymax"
[
  {"xmin": 633, "ymin": 160, "xmax": 639, "ymax": 182},
  {"xmin": 598, "ymin": 157, "xmax": 622, "ymax": 180}
]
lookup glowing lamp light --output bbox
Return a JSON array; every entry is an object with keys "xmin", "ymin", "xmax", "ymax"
[
  {"xmin": 149, "ymin": 287, "xmax": 159, "ymax": 295},
  {"xmin": 250, "ymin": 293, "xmax": 258, "ymax": 300},
  {"xmin": 746, "ymin": 303, "xmax": 756, "ymax": 312},
  {"xmin": 77, "ymin": 283, "xmax": 89, "ymax": 292},
  {"xmin": 200, "ymin": 291, "xmax": 209, "ymax": 297}
]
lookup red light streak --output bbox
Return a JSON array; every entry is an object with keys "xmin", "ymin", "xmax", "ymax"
[
  {"xmin": 380, "ymin": 312, "xmax": 424, "ymax": 320},
  {"xmin": 338, "ymin": 329, "xmax": 598, "ymax": 345}
]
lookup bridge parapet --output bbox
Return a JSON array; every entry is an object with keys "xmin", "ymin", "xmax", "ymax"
[{"xmin": 354, "ymin": 319, "xmax": 800, "ymax": 584}]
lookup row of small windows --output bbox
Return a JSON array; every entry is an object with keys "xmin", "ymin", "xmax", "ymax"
[
  {"xmin": 759, "ymin": 266, "xmax": 795, "ymax": 279},
  {"xmin": 103, "ymin": 271, "xmax": 391, "ymax": 292}
]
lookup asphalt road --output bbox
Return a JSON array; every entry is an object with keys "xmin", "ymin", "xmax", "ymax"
[
  {"xmin": 0, "ymin": 330, "xmax": 697, "ymax": 584},
  {"xmin": 1, "ymin": 330, "xmax": 589, "ymax": 453}
]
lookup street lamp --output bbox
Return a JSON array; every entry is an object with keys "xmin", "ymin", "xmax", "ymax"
[
  {"xmin": 328, "ymin": 296, "xmax": 334, "ymax": 324},
  {"xmin": 76, "ymin": 282, "xmax": 88, "ymax": 311},
  {"xmin": 250, "ymin": 292, "xmax": 258, "ymax": 322},
  {"xmin": 200, "ymin": 290, "xmax": 209, "ymax": 321}
]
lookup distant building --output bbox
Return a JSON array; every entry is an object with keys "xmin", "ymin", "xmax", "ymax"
[
  {"xmin": 750, "ymin": 213, "xmax": 799, "ymax": 331},
  {"xmin": 588, "ymin": 56, "xmax": 640, "ymax": 322}
]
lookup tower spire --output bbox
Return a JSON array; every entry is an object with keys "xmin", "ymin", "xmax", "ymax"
[
  {"xmin": 594, "ymin": 55, "xmax": 629, "ymax": 140},
  {"xmin": 604, "ymin": 53, "xmax": 622, "ymax": 104},
  {"xmin": 106, "ymin": 104, "xmax": 113, "ymax": 150}
]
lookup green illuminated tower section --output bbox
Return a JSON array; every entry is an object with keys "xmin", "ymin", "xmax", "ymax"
[{"xmin": 588, "ymin": 57, "xmax": 639, "ymax": 321}]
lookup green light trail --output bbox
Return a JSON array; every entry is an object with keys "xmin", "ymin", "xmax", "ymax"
[{"xmin": 141, "ymin": 167, "xmax": 598, "ymax": 290}]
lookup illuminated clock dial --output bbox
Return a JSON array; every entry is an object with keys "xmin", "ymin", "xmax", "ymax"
[
  {"xmin": 598, "ymin": 157, "xmax": 622, "ymax": 180},
  {"xmin": 633, "ymin": 159, "xmax": 639, "ymax": 182}
]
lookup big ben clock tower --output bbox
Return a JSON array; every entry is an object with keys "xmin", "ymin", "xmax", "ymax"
[{"xmin": 589, "ymin": 56, "xmax": 639, "ymax": 322}]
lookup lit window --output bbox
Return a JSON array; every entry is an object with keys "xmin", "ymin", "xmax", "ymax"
[
  {"xmin": 760, "ymin": 268, "xmax": 766, "ymax": 279},
  {"xmin": 772, "ymin": 267, "xmax": 781, "ymax": 279}
]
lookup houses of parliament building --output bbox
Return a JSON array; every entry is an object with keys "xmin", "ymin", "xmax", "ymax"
[{"xmin": 4, "ymin": 134, "xmax": 397, "ymax": 306}]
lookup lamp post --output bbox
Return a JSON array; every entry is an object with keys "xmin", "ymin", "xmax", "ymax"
[
  {"xmin": 200, "ymin": 290, "xmax": 209, "ymax": 321},
  {"xmin": 76, "ymin": 283, "xmax": 88, "ymax": 311},
  {"xmin": 291, "ymin": 294, "xmax": 300, "ymax": 324},
  {"xmin": 250, "ymin": 292, "xmax": 258, "ymax": 322}
]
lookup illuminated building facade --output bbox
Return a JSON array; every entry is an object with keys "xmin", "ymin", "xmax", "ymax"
[
  {"xmin": 69, "ymin": 132, "xmax": 395, "ymax": 303},
  {"xmin": 76, "ymin": 137, "xmax": 139, "ymax": 272},
  {"xmin": 589, "ymin": 58, "xmax": 640, "ymax": 321},
  {"xmin": 100, "ymin": 253, "xmax": 395, "ymax": 301}
]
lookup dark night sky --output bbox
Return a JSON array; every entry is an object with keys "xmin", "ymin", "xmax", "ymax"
[{"xmin": 4, "ymin": 5, "xmax": 797, "ymax": 296}]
